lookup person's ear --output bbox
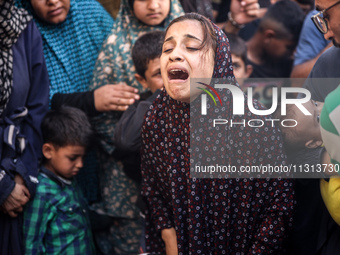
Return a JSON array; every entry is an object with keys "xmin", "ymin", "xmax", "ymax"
[
  {"xmin": 135, "ymin": 74, "xmax": 148, "ymax": 89},
  {"xmin": 42, "ymin": 143, "xmax": 54, "ymax": 159},
  {"xmin": 245, "ymin": 64, "xmax": 253, "ymax": 78},
  {"xmin": 305, "ymin": 139, "xmax": 323, "ymax": 149}
]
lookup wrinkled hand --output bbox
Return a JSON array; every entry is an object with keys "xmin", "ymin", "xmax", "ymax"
[
  {"xmin": 2, "ymin": 181, "xmax": 30, "ymax": 218},
  {"xmin": 162, "ymin": 228, "xmax": 178, "ymax": 255},
  {"xmin": 230, "ymin": 0, "xmax": 261, "ymax": 25},
  {"xmin": 94, "ymin": 82, "xmax": 140, "ymax": 112}
]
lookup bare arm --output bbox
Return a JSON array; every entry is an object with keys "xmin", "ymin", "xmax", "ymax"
[
  {"xmin": 291, "ymin": 42, "xmax": 333, "ymax": 81},
  {"xmin": 161, "ymin": 228, "xmax": 178, "ymax": 255}
]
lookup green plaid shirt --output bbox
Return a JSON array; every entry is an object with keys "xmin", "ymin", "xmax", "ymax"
[{"xmin": 23, "ymin": 167, "xmax": 95, "ymax": 254}]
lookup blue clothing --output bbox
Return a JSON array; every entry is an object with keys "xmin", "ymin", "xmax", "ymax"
[
  {"xmin": 15, "ymin": 0, "xmax": 114, "ymax": 101},
  {"xmin": 0, "ymin": 20, "xmax": 49, "ymax": 255},
  {"xmin": 294, "ymin": 10, "xmax": 330, "ymax": 66},
  {"xmin": 16, "ymin": 0, "xmax": 114, "ymax": 203},
  {"xmin": 0, "ymin": 20, "xmax": 49, "ymax": 206}
]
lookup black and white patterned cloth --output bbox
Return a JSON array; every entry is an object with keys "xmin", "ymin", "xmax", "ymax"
[{"xmin": 0, "ymin": 0, "xmax": 31, "ymax": 116}]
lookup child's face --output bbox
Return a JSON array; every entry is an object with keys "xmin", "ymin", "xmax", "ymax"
[
  {"xmin": 43, "ymin": 144, "xmax": 85, "ymax": 179},
  {"xmin": 292, "ymin": 99, "xmax": 324, "ymax": 147},
  {"xmin": 144, "ymin": 58, "xmax": 163, "ymax": 92},
  {"xmin": 30, "ymin": 0, "xmax": 70, "ymax": 25},
  {"xmin": 231, "ymin": 54, "xmax": 252, "ymax": 85},
  {"xmin": 133, "ymin": 0, "xmax": 170, "ymax": 26},
  {"xmin": 135, "ymin": 58, "xmax": 163, "ymax": 92},
  {"xmin": 161, "ymin": 19, "xmax": 214, "ymax": 103}
]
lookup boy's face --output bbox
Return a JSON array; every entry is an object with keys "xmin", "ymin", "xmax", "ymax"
[
  {"xmin": 231, "ymin": 54, "xmax": 252, "ymax": 85},
  {"xmin": 30, "ymin": 0, "xmax": 70, "ymax": 25},
  {"xmin": 293, "ymin": 100, "xmax": 324, "ymax": 147},
  {"xmin": 43, "ymin": 144, "xmax": 85, "ymax": 179},
  {"xmin": 136, "ymin": 58, "xmax": 163, "ymax": 93}
]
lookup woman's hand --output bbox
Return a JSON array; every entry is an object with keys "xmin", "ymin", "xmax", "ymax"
[
  {"xmin": 94, "ymin": 82, "xmax": 140, "ymax": 112},
  {"xmin": 2, "ymin": 182, "xmax": 31, "ymax": 218},
  {"xmin": 161, "ymin": 227, "xmax": 178, "ymax": 255}
]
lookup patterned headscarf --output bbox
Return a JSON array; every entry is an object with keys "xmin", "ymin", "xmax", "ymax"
[
  {"xmin": 141, "ymin": 15, "xmax": 294, "ymax": 254},
  {"xmin": 89, "ymin": 0, "xmax": 184, "ymax": 154},
  {"xmin": 0, "ymin": 0, "xmax": 31, "ymax": 116},
  {"xmin": 15, "ymin": 0, "xmax": 114, "ymax": 102}
]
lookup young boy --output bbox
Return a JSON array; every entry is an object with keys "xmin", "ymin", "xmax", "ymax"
[
  {"xmin": 113, "ymin": 31, "xmax": 164, "ymax": 253},
  {"xmin": 23, "ymin": 106, "xmax": 95, "ymax": 254},
  {"xmin": 226, "ymin": 32, "xmax": 253, "ymax": 86},
  {"xmin": 274, "ymin": 99, "xmax": 324, "ymax": 151},
  {"xmin": 114, "ymin": 31, "xmax": 165, "ymax": 182},
  {"xmin": 319, "ymin": 85, "xmax": 340, "ymax": 226}
]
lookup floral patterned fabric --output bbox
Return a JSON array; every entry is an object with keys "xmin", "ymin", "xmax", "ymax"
[
  {"xmin": 88, "ymin": 0, "xmax": 184, "ymax": 225},
  {"xmin": 90, "ymin": 0, "xmax": 183, "ymax": 155},
  {"xmin": 141, "ymin": 21, "xmax": 295, "ymax": 254}
]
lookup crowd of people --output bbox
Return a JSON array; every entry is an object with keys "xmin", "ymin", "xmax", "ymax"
[{"xmin": 1, "ymin": 0, "xmax": 340, "ymax": 254}]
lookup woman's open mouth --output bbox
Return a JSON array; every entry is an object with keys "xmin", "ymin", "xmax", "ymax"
[{"xmin": 168, "ymin": 69, "xmax": 189, "ymax": 81}]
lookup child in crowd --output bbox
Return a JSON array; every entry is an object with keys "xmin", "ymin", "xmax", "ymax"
[
  {"xmin": 226, "ymin": 32, "xmax": 253, "ymax": 86},
  {"xmin": 268, "ymin": 93, "xmax": 331, "ymax": 255},
  {"xmin": 114, "ymin": 31, "xmax": 164, "ymax": 182},
  {"xmin": 88, "ymin": 0, "xmax": 183, "ymax": 254},
  {"xmin": 23, "ymin": 106, "xmax": 95, "ymax": 255},
  {"xmin": 320, "ymin": 85, "xmax": 340, "ymax": 226},
  {"xmin": 246, "ymin": 0, "xmax": 304, "ymax": 78},
  {"xmin": 15, "ymin": 0, "xmax": 114, "ymax": 205},
  {"xmin": 114, "ymin": 30, "xmax": 164, "ymax": 254},
  {"xmin": 274, "ymin": 99, "xmax": 324, "ymax": 152}
]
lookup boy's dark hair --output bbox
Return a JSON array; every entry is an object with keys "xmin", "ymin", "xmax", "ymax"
[
  {"xmin": 132, "ymin": 31, "xmax": 165, "ymax": 79},
  {"xmin": 258, "ymin": 0, "xmax": 304, "ymax": 44},
  {"xmin": 226, "ymin": 33, "xmax": 248, "ymax": 67},
  {"xmin": 41, "ymin": 106, "xmax": 92, "ymax": 148}
]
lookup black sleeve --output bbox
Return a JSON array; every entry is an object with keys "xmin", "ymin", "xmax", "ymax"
[
  {"xmin": 51, "ymin": 91, "xmax": 100, "ymax": 117},
  {"xmin": 114, "ymin": 90, "xmax": 160, "ymax": 152}
]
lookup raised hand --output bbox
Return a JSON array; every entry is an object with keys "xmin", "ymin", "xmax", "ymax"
[{"xmin": 94, "ymin": 82, "xmax": 140, "ymax": 112}]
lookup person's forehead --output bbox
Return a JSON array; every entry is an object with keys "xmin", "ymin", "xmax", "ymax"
[
  {"xmin": 166, "ymin": 20, "xmax": 203, "ymax": 38},
  {"xmin": 231, "ymin": 54, "xmax": 243, "ymax": 63}
]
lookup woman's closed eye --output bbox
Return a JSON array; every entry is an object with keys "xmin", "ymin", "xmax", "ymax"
[
  {"xmin": 163, "ymin": 48, "xmax": 173, "ymax": 53},
  {"xmin": 187, "ymin": 47, "xmax": 199, "ymax": 51}
]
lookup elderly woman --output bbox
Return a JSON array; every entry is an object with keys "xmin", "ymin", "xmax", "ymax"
[{"xmin": 141, "ymin": 13, "xmax": 294, "ymax": 254}]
